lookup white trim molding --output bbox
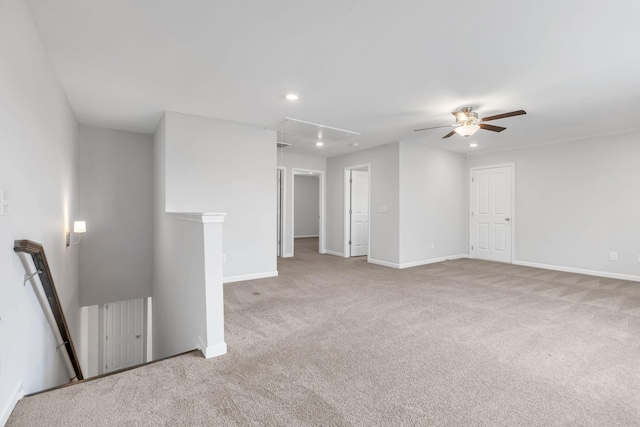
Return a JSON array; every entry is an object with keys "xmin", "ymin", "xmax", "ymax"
[
  {"xmin": 197, "ymin": 337, "xmax": 227, "ymax": 359},
  {"xmin": 325, "ymin": 250, "xmax": 344, "ymax": 257},
  {"xmin": 370, "ymin": 255, "xmax": 470, "ymax": 270},
  {"xmin": 369, "ymin": 258, "xmax": 400, "ymax": 269},
  {"xmin": 223, "ymin": 271, "xmax": 278, "ymax": 284},
  {"xmin": 1, "ymin": 380, "xmax": 24, "ymax": 426},
  {"xmin": 513, "ymin": 260, "xmax": 640, "ymax": 283},
  {"xmin": 399, "ymin": 254, "xmax": 470, "ymax": 269},
  {"xmin": 294, "ymin": 234, "xmax": 319, "ymax": 239}
]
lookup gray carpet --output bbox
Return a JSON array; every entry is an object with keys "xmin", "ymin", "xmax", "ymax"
[{"xmin": 9, "ymin": 238, "xmax": 640, "ymax": 426}]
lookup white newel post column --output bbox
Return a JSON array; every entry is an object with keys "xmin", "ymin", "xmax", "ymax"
[
  {"xmin": 165, "ymin": 212, "xmax": 227, "ymax": 359},
  {"xmin": 201, "ymin": 214, "xmax": 227, "ymax": 358}
]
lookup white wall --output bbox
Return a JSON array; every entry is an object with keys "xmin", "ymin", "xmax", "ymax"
[
  {"xmin": 163, "ymin": 112, "xmax": 277, "ymax": 282},
  {"xmin": 78, "ymin": 305, "xmax": 100, "ymax": 378},
  {"xmin": 398, "ymin": 141, "xmax": 468, "ymax": 267},
  {"xmin": 466, "ymin": 132, "xmax": 640, "ymax": 280},
  {"xmin": 0, "ymin": 0, "xmax": 80, "ymax": 421},
  {"xmin": 277, "ymin": 151, "xmax": 327, "ymax": 171},
  {"xmin": 294, "ymin": 175, "xmax": 320, "ymax": 238},
  {"xmin": 78, "ymin": 126, "xmax": 154, "ymax": 306},
  {"xmin": 326, "ymin": 143, "xmax": 400, "ymax": 263},
  {"xmin": 277, "ymin": 151, "xmax": 326, "ymax": 257}
]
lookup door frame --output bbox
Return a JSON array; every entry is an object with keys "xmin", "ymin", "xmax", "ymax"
[
  {"xmin": 343, "ymin": 164, "xmax": 371, "ymax": 260},
  {"xmin": 469, "ymin": 163, "xmax": 516, "ymax": 263},
  {"xmin": 291, "ymin": 168, "xmax": 326, "ymax": 255},
  {"xmin": 276, "ymin": 166, "xmax": 286, "ymax": 258}
]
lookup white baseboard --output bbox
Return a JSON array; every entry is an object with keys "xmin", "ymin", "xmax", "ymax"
[
  {"xmin": 513, "ymin": 260, "xmax": 640, "ymax": 282},
  {"xmin": 448, "ymin": 254, "xmax": 471, "ymax": 260},
  {"xmin": 369, "ymin": 254, "xmax": 470, "ymax": 270},
  {"xmin": 325, "ymin": 250, "xmax": 344, "ymax": 257},
  {"xmin": 223, "ymin": 270, "xmax": 278, "ymax": 283},
  {"xmin": 369, "ymin": 258, "xmax": 401, "ymax": 269},
  {"xmin": 198, "ymin": 337, "xmax": 227, "ymax": 359},
  {"xmin": 282, "ymin": 253, "xmax": 293, "ymax": 258},
  {"xmin": 1, "ymin": 380, "xmax": 24, "ymax": 426},
  {"xmin": 294, "ymin": 235, "xmax": 319, "ymax": 239},
  {"xmin": 398, "ymin": 254, "xmax": 470, "ymax": 269}
]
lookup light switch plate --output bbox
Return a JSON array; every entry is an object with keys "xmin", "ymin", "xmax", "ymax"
[
  {"xmin": 0, "ymin": 190, "xmax": 8, "ymax": 215},
  {"xmin": 378, "ymin": 205, "xmax": 388, "ymax": 213}
]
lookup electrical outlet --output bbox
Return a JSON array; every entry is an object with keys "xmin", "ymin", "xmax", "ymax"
[
  {"xmin": 610, "ymin": 252, "xmax": 618, "ymax": 261},
  {"xmin": 431, "ymin": 242, "xmax": 435, "ymax": 249},
  {"xmin": 637, "ymin": 254, "xmax": 640, "ymax": 263},
  {"xmin": 222, "ymin": 254, "xmax": 227, "ymax": 264}
]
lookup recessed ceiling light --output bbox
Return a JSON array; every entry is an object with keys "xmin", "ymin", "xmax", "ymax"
[
  {"xmin": 308, "ymin": 172, "xmax": 313, "ymax": 175},
  {"xmin": 315, "ymin": 141, "xmax": 324, "ymax": 146},
  {"xmin": 351, "ymin": 143, "xmax": 359, "ymax": 147},
  {"xmin": 286, "ymin": 94, "xmax": 298, "ymax": 101},
  {"xmin": 469, "ymin": 143, "xmax": 478, "ymax": 147}
]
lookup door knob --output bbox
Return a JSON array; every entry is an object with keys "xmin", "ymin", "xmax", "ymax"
[
  {"xmin": 136, "ymin": 335, "xmax": 141, "ymax": 339},
  {"xmin": 505, "ymin": 218, "xmax": 511, "ymax": 221}
]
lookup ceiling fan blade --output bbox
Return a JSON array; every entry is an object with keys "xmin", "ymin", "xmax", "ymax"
[
  {"xmin": 442, "ymin": 130, "xmax": 456, "ymax": 139},
  {"xmin": 414, "ymin": 124, "xmax": 454, "ymax": 132},
  {"xmin": 481, "ymin": 110, "xmax": 526, "ymax": 122},
  {"xmin": 479, "ymin": 123, "xmax": 506, "ymax": 132}
]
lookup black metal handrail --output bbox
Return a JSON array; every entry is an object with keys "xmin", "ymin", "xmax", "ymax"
[{"xmin": 14, "ymin": 239, "xmax": 84, "ymax": 381}]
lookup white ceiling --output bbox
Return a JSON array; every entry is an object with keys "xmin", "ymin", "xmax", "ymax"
[{"xmin": 26, "ymin": 0, "xmax": 640, "ymax": 158}]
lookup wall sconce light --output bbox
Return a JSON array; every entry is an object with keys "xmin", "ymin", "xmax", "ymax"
[{"xmin": 66, "ymin": 221, "xmax": 87, "ymax": 246}]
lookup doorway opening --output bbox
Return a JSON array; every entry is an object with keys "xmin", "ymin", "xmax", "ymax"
[
  {"xmin": 470, "ymin": 164, "xmax": 515, "ymax": 263},
  {"xmin": 291, "ymin": 168, "xmax": 325, "ymax": 256},
  {"xmin": 344, "ymin": 164, "xmax": 370, "ymax": 259}
]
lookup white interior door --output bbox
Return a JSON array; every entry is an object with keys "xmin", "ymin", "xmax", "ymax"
[
  {"xmin": 471, "ymin": 166, "xmax": 513, "ymax": 263},
  {"xmin": 104, "ymin": 299, "xmax": 144, "ymax": 373},
  {"xmin": 350, "ymin": 170, "xmax": 369, "ymax": 257}
]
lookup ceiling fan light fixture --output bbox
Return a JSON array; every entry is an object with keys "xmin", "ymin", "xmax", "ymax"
[{"xmin": 454, "ymin": 124, "xmax": 480, "ymax": 137}]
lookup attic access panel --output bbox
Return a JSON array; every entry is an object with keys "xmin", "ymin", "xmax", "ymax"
[{"xmin": 273, "ymin": 117, "xmax": 360, "ymax": 141}]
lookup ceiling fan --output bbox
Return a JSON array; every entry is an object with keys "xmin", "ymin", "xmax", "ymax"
[{"xmin": 415, "ymin": 107, "xmax": 526, "ymax": 139}]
